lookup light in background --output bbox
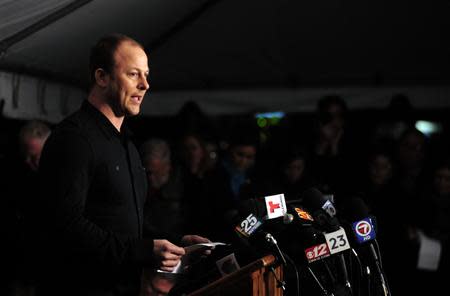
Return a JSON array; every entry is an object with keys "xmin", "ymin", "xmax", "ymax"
[
  {"xmin": 255, "ymin": 111, "xmax": 285, "ymax": 128},
  {"xmin": 415, "ymin": 120, "xmax": 443, "ymax": 137},
  {"xmin": 255, "ymin": 111, "xmax": 286, "ymax": 143}
]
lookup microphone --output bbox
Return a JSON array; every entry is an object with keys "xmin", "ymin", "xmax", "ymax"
[
  {"xmin": 289, "ymin": 224, "xmax": 343, "ymax": 296},
  {"xmin": 300, "ymin": 187, "xmax": 353, "ymax": 295},
  {"xmin": 283, "ymin": 213, "xmax": 294, "ymax": 225},
  {"xmin": 342, "ymin": 196, "xmax": 391, "ymax": 296},
  {"xmin": 301, "ymin": 187, "xmax": 339, "ymax": 232},
  {"xmin": 231, "ymin": 196, "xmax": 289, "ymax": 268},
  {"xmin": 264, "ymin": 232, "xmax": 287, "ymax": 266},
  {"xmin": 285, "ymin": 204, "xmax": 315, "ymax": 226}
]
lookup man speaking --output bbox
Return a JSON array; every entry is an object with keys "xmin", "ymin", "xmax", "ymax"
[{"xmin": 34, "ymin": 34, "xmax": 209, "ymax": 296}]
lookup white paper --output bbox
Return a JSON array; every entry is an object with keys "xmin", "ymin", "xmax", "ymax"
[
  {"xmin": 157, "ymin": 242, "xmax": 227, "ymax": 274},
  {"xmin": 184, "ymin": 242, "xmax": 227, "ymax": 253},
  {"xmin": 417, "ymin": 230, "xmax": 442, "ymax": 271}
]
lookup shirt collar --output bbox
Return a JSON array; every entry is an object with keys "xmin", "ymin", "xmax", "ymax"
[{"xmin": 81, "ymin": 100, "xmax": 133, "ymax": 140}]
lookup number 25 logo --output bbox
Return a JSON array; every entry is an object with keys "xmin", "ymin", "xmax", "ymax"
[{"xmin": 241, "ymin": 214, "xmax": 257, "ymax": 233}]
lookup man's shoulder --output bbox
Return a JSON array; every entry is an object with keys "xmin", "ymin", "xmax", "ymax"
[
  {"xmin": 44, "ymin": 109, "xmax": 102, "ymax": 152},
  {"xmin": 53, "ymin": 106, "xmax": 97, "ymax": 135}
]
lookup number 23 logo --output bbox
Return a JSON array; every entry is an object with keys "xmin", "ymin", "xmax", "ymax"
[
  {"xmin": 328, "ymin": 234, "xmax": 347, "ymax": 249},
  {"xmin": 324, "ymin": 228, "xmax": 350, "ymax": 254}
]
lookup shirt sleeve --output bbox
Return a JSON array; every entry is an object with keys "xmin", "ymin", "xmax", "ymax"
[{"xmin": 38, "ymin": 129, "xmax": 156, "ymax": 269}]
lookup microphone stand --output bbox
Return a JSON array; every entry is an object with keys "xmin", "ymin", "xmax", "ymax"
[
  {"xmin": 265, "ymin": 233, "xmax": 287, "ymax": 291},
  {"xmin": 370, "ymin": 242, "xmax": 391, "ymax": 296},
  {"xmin": 307, "ymin": 266, "xmax": 335, "ymax": 296}
]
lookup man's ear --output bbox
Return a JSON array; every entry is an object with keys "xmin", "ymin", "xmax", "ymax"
[{"xmin": 94, "ymin": 68, "xmax": 109, "ymax": 87}]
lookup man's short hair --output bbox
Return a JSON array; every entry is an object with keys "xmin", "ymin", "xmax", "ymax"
[{"xmin": 88, "ymin": 33, "xmax": 145, "ymax": 88}]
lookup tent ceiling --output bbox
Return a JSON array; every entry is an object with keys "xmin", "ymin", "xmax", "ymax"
[
  {"xmin": 0, "ymin": 0, "xmax": 212, "ymax": 87},
  {"xmin": 1, "ymin": 0, "xmax": 449, "ymax": 90},
  {"xmin": 0, "ymin": 0, "xmax": 449, "ymax": 119}
]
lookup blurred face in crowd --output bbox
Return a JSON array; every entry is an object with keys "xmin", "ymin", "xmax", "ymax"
[
  {"xmin": 182, "ymin": 135, "xmax": 205, "ymax": 169},
  {"xmin": 319, "ymin": 103, "xmax": 345, "ymax": 141},
  {"xmin": 230, "ymin": 145, "xmax": 256, "ymax": 173},
  {"xmin": 105, "ymin": 41, "xmax": 149, "ymax": 117},
  {"xmin": 369, "ymin": 154, "xmax": 393, "ymax": 186},
  {"xmin": 326, "ymin": 103, "xmax": 345, "ymax": 129},
  {"xmin": 284, "ymin": 158, "xmax": 305, "ymax": 184},
  {"xmin": 397, "ymin": 130, "xmax": 425, "ymax": 170},
  {"xmin": 144, "ymin": 158, "xmax": 171, "ymax": 189},
  {"xmin": 21, "ymin": 136, "xmax": 46, "ymax": 171},
  {"xmin": 433, "ymin": 167, "xmax": 450, "ymax": 197}
]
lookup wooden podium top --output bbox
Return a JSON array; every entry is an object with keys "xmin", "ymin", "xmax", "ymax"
[{"xmin": 188, "ymin": 254, "xmax": 283, "ymax": 296}]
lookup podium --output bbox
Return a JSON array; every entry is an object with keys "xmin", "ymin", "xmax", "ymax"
[{"xmin": 187, "ymin": 255, "xmax": 283, "ymax": 296}]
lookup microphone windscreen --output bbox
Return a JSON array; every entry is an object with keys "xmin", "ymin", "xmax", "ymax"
[
  {"xmin": 224, "ymin": 209, "xmax": 240, "ymax": 226},
  {"xmin": 238, "ymin": 198, "xmax": 267, "ymax": 219},
  {"xmin": 283, "ymin": 213, "xmax": 294, "ymax": 225},
  {"xmin": 301, "ymin": 187, "xmax": 327, "ymax": 211},
  {"xmin": 344, "ymin": 196, "xmax": 370, "ymax": 221}
]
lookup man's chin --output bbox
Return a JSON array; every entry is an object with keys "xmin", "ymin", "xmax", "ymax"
[{"xmin": 125, "ymin": 107, "xmax": 141, "ymax": 117}]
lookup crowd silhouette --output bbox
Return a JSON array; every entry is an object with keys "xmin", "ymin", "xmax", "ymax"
[{"xmin": 2, "ymin": 94, "xmax": 450, "ymax": 296}]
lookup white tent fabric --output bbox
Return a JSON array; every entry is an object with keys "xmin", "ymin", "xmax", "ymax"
[
  {"xmin": 0, "ymin": 70, "xmax": 84, "ymax": 122},
  {"xmin": 2, "ymin": 68, "xmax": 449, "ymax": 123},
  {"xmin": 0, "ymin": 0, "xmax": 449, "ymax": 120}
]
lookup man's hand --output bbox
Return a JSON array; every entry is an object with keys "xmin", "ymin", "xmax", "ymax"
[
  {"xmin": 181, "ymin": 235, "xmax": 213, "ymax": 255},
  {"xmin": 153, "ymin": 239, "xmax": 185, "ymax": 272},
  {"xmin": 180, "ymin": 234, "xmax": 211, "ymax": 246}
]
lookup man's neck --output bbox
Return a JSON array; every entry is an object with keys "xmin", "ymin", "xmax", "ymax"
[{"xmin": 87, "ymin": 93, "xmax": 124, "ymax": 132}]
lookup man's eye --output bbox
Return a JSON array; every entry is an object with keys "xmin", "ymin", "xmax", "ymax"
[{"xmin": 129, "ymin": 72, "xmax": 138, "ymax": 77}]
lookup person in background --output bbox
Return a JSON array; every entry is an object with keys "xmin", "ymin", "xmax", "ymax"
[
  {"xmin": 394, "ymin": 127, "xmax": 429, "ymax": 198},
  {"xmin": 308, "ymin": 95, "xmax": 359, "ymax": 199},
  {"xmin": 406, "ymin": 158, "xmax": 450, "ymax": 295},
  {"xmin": 175, "ymin": 132, "xmax": 218, "ymax": 235},
  {"xmin": 18, "ymin": 120, "xmax": 51, "ymax": 172},
  {"xmin": 200, "ymin": 129, "xmax": 261, "ymax": 243},
  {"xmin": 371, "ymin": 93, "xmax": 415, "ymax": 146},
  {"xmin": 177, "ymin": 132, "xmax": 217, "ymax": 180},
  {"xmin": 140, "ymin": 138, "xmax": 186, "ymax": 237},
  {"xmin": 4, "ymin": 120, "xmax": 51, "ymax": 296},
  {"xmin": 262, "ymin": 145, "xmax": 315, "ymax": 202}
]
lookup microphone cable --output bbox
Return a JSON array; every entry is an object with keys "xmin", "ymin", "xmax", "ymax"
[
  {"xmin": 283, "ymin": 252, "xmax": 301, "ymax": 296},
  {"xmin": 350, "ymin": 248, "xmax": 366, "ymax": 296},
  {"xmin": 372, "ymin": 239, "xmax": 391, "ymax": 296}
]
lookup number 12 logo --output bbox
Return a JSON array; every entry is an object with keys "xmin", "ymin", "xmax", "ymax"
[{"xmin": 304, "ymin": 243, "xmax": 331, "ymax": 263}]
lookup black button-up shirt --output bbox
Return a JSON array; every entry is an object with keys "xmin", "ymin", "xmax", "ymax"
[{"xmin": 36, "ymin": 100, "xmax": 155, "ymax": 295}]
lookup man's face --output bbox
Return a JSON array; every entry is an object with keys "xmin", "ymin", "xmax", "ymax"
[
  {"xmin": 284, "ymin": 158, "xmax": 305, "ymax": 184},
  {"xmin": 369, "ymin": 155, "xmax": 393, "ymax": 186},
  {"xmin": 144, "ymin": 158, "xmax": 171, "ymax": 189},
  {"xmin": 230, "ymin": 145, "xmax": 256, "ymax": 173},
  {"xmin": 398, "ymin": 132, "xmax": 425, "ymax": 169},
  {"xmin": 183, "ymin": 136, "xmax": 205, "ymax": 167},
  {"xmin": 106, "ymin": 41, "xmax": 149, "ymax": 117}
]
